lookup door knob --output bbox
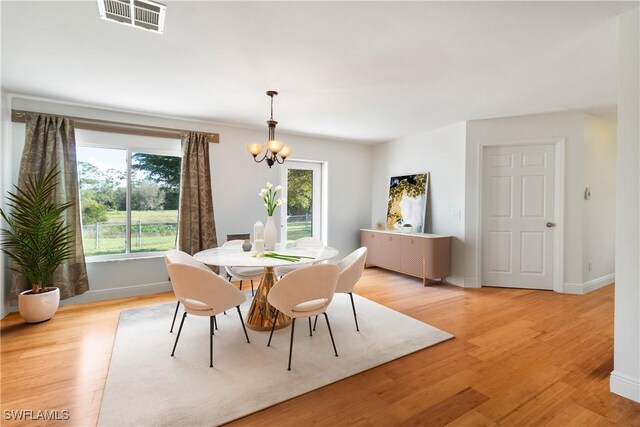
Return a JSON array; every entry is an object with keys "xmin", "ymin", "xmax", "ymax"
[{"xmin": 546, "ymin": 222, "xmax": 555, "ymax": 228}]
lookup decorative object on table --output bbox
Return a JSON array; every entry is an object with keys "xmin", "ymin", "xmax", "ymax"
[
  {"xmin": 242, "ymin": 239, "xmax": 252, "ymax": 252},
  {"xmin": 0, "ymin": 168, "xmax": 73, "ymax": 323},
  {"xmin": 259, "ymin": 182, "xmax": 286, "ymax": 251},
  {"xmin": 402, "ymin": 224, "xmax": 413, "ymax": 233},
  {"xmin": 246, "ymin": 90, "xmax": 292, "ymax": 168},
  {"xmin": 386, "ymin": 173, "xmax": 430, "ymax": 233},
  {"xmin": 375, "ymin": 220, "xmax": 385, "ymax": 230},
  {"xmin": 253, "ymin": 252, "xmax": 315, "ymax": 262},
  {"xmin": 253, "ymin": 221, "xmax": 264, "ymax": 253}
]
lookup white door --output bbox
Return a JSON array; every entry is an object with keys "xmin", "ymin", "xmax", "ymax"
[
  {"xmin": 482, "ymin": 144, "xmax": 556, "ymax": 289},
  {"xmin": 280, "ymin": 161, "xmax": 322, "ymax": 243}
]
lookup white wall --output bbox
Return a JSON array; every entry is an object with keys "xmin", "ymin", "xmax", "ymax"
[
  {"xmin": 4, "ymin": 96, "xmax": 373, "ymax": 308},
  {"xmin": 465, "ymin": 111, "xmax": 590, "ymax": 290},
  {"xmin": 611, "ymin": 7, "xmax": 639, "ymax": 403},
  {"xmin": 371, "ymin": 122, "xmax": 466, "ymax": 284},
  {"xmin": 583, "ymin": 113, "xmax": 617, "ymax": 285},
  {"xmin": 0, "ymin": 90, "xmax": 10, "ymax": 318}
]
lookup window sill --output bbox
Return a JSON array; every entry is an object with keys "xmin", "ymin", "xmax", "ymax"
[{"xmin": 85, "ymin": 253, "xmax": 166, "ymax": 264}]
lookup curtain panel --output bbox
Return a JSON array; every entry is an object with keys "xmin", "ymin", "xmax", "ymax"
[
  {"xmin": 178, "ymin": 132, "xmax": 218, "ymax": 256},
  {"xmin": 13, "ymin": 114, "xmax": 89, "ymax": 300}
]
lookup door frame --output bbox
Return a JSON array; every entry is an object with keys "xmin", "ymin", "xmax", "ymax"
[{"xmin": 476, "ymin": 137, "xmax": 565, "ymax": 293}]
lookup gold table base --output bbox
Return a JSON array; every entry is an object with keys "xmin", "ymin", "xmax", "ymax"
[{"xmin": 245, "ymin": 267, "xmax": 291, "ymax": 331}]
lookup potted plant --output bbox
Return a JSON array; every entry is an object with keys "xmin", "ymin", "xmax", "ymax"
[{"xmin": 0, "ymin": 168, "xmax": 74, "ymax": 323}]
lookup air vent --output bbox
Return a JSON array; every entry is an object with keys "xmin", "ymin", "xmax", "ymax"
[{"xmin": 97, "ymin": 0, "xmax": 166, "ymax": 34}]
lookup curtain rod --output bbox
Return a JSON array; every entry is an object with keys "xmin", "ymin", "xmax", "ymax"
[{"xmin": 11, "ymin": 110, "xmax": 220, "ymax": 144}]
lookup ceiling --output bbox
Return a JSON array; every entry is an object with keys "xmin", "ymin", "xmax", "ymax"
[{"xmin": 1, "ymin": 1, "xmax": 636, "ymax": 143}]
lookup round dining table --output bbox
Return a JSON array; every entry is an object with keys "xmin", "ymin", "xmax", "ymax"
[{"xmin": 194, "ymin": 243, "xmax": 339, "ymax": 331}]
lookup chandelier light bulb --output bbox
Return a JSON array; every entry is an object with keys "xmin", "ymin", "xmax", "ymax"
[
  {"xmin": 267, "ymin": 139, "xmax": 284, "ymax": 154},
  {"xmin": 279, "ymin": 146, "xmax": 292, "ymax": 159},
  {"xmin": 247, "ymin": 143, "xmax": 263, "ymax": 156}
]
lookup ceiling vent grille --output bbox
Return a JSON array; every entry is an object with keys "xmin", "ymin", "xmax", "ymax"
[{"xmin": 97, "ymin": 0, "xmax": 166, "ymax": 34}]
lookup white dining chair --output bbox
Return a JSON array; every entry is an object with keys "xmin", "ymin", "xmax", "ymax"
[
  {"xmin": 335, "ymin": 247, "xmax": 368, "ymax": 331},
  {"xmin": 312, "ymin": 247, "xmax": 368, "ymax": 332},
  {"xmin": 164, "ymin": 249, "xmax": 211, "ymax": 333},
  {"xmin": 223, "ymin": 240, "xmax": 263, "ymax": 296},
  {"xmin": 266, "ymin": 263, "xmax": 340, "ymax": 370},
  {"xmin": 276, "ymin": 237, "xmax": 323, "ymax": 277},
  {"xmin": 166, "ymin": 249, "xmax": 250, "ymax": 367}
]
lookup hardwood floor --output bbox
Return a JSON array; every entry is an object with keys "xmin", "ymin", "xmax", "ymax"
[{"xmin": 1, "ymin": 268, "xmax": 639, "ymax": 426}]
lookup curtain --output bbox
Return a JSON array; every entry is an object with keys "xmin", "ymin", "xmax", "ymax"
[
  {"xmin": 13, "ymin": 114, "xmax": 89, "ymax": 300},
  {"xmin": 178, "ymin": 132, "xmax": 218, "ymax": 256}
]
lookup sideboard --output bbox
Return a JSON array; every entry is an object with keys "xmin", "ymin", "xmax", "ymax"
[{"xmin": 360, "ymin": 229, "xmax": 451, "ymax": 286}]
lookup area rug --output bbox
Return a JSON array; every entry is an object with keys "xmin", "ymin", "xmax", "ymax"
[{"xmin": 98, "ymin": 293, "xmax": 453, "ymax": 426}]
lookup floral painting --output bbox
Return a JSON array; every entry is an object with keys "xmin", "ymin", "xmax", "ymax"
[{"xmin": 386, "ymin": 173, "xmax": 429, "ymax": 233}]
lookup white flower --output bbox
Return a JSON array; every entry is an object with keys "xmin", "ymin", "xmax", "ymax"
[
  {"xmin": 275, "ymin": 185, "xmax": 282, "ymax": 192},
  {"xmin": 280, "ymin": 198, "xmax": 286, "ymax": 204},
  {"xmin": 266, "ymin": 182, "xmax": 273, "ymax": 189},
  {"xmin": 276, "ymin": 199, "xmax": 282, "ymax": 206},
  {"xmin": 258, "ymin": 190, "xmax": 266, "ymax": 197}
]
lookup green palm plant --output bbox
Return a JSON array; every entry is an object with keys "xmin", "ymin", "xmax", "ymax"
[{"xmin": 0, "ymin": 168, "xmax": 74, "ymax": 294}]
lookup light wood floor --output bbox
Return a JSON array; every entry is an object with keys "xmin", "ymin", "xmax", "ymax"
[{"xmin": 1, "ymin": 268, "xmax": 639, "ymax": 426}]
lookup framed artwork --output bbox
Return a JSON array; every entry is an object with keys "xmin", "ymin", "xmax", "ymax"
[{"xmin": 386, "ymin": 173, "xmax": 429, "ymax": 233}]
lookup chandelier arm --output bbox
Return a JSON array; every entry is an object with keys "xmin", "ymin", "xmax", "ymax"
[{"xmin": 274, "ymin": 155, "xmax": 286, "ymax": 165}]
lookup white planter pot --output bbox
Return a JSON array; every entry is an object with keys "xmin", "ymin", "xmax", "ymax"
[
  {"xmin": 264, "ymin": 216, "xmax": 277, "ymax": 251},
  {"xmin": 18, "ymin": 287, "xmax": 60, "ymax": 323}
]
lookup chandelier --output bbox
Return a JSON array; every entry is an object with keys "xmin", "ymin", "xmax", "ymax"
[{"xmin": 247, "ymin": 90, "xmax": 292, "ymax": 168}]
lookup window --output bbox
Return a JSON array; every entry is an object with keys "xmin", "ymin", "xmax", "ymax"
[
  {"xmin": 77, "ymin": 137, "xmax": 181, "ymax": 259},
  {"xmin": 280, "ymin": 161, "xmax": 323, "ymax": 242}
]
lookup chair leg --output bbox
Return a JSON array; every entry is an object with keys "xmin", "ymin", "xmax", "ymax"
[
  {"xmin": 349, "ymin": 292, "xmax": 360, "ymax": 332},
  {"xmin": 267, "ymin": 310, "xmax": 279, "ymax": 347},
  {"xmin": 308, "ymin": 317, "xmax": 313, "ymax": 336},
  {"xmin": 287, "ymin": 318, "xmax": 296, "ymax": 371},
  {"xmin": 239, "ymin": 280, "xmax": 243, "ymax": 291},
  {"xmin": 214, "ymin": 315, "xmax": 218, "ymax": 331},
  {"xmin": 209, "ymin": 316, "xmax": 214, "ymax": 367},
  {"xmin": 313, "ymin": 315, "xmax": 318, "ymax": 331},
  {"xmin": 323, "ymin": 312, "xmax": 338, "ymax": 357},
  {"xmin": 237, "ymin": 306, "xmax": 250, "ymax": 343},
  {"xmin": 171, "ymin": 312, "xmax": 187, "ymax": 356},
  {"xmin": 170, "ymin": 301, "xmax": 180, "ymax": 333},
  {"xmin": 250, "ymin": 280, "xmax": 255, "ymax": 296}
]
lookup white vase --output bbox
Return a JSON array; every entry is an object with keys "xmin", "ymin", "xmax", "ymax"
[
  {"xmin": 264, "ymin": 216, "xmax": 277, "ymax": 251},
  {"xmin": 18, "ymin": 287, "xmax": 60, "ymax": 323}
]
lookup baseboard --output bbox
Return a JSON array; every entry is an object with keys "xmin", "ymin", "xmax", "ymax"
[
  {"xmin": 464, "ymin": 277, "xmax": 480, "ymax": 288},
  {"xmin": 564, "ymin": 274, "xmax": 615, "ymax": 295},
  {"xmin": 5, "ymin": 281, "xmax": 172, "ymax": 313},
  {"xmin": 610, "ymin": 371, "xmax": 640, "ymax": 402},
  {"xmin": 446, "ymin": 276, "xmax": 465, "ymax": 287}
]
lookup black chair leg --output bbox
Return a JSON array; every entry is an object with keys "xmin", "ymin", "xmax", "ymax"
[
  {"xmin": 250, "ymin": 280, "xmax": 255, "ymax": 296},
  {"xmin": 239, "ymin": 280, "xmax": 243, "ymax": 291},
  {"xmin": 237, "ymin": 306, "xmax": 250, "ymax": 343},
  {"xmin": 214, "ymin": 315, "xmax": 218, "ymax": 331},
  {"xmin": 171, "ymin": 312, "xmax": 187, "ymax": 356},
  {"xmin": 267, "ymin": 310, "xmax": 279, "ymax": 347},
  {"xmin": 287, "ymin": 318, "xmax": 296, "ymax": 371},
  {"xmin": 308, "ymin": 317, "xmax": 313, "ymax": 336},
  {"xmin": 313, "ymin": 315, "xmax": 318, "ymax": 331},
  {"xmin": 323, "ymin": 312, "xmax": 338, "ymax": 357},
  {"xmin": 170, "ymin": 301, "xmax": 180, "ymax": 333},
  {"xmin": 349, "ymin": 292, "xmax": 360, "ymax": 332},
  {"xmin": 209, "ymin": 316, "xmax": 214, "ymax": 367}
]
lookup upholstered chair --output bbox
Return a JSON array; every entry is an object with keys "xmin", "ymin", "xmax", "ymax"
[
  {"xmin": 266, "ymin": 263, "xmax": 340, "ymax": 370},
  {"xmin": 166, "ymin": 249, "xmax": 250, "ymax": 367},
  {"xmin": 223, "ymin": 240, "xmax": 263, "ymax": 296}
]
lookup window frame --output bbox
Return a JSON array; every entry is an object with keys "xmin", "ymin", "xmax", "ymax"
[{"xmin": 76, "ymin": 140, "xmax": 181, "ymax": 262}]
